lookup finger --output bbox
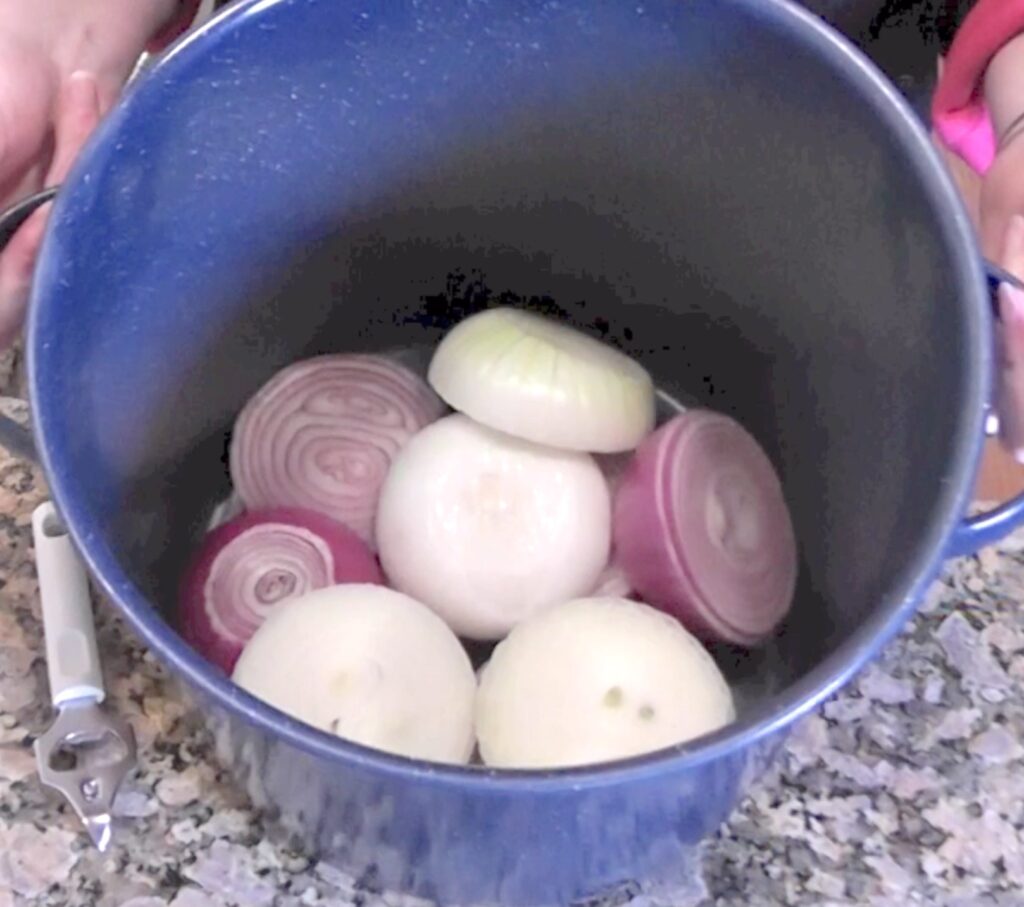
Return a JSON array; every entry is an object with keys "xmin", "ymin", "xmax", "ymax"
[
  {"xmin": 0, "ymin": 72, "xmax": 101, "ymax": 349},
  {"xmin": 44, "ymin": 71, "xmax": 103, "ymax": 185},
  {"xmin": 94, "ymin": 74, "xmax": 122, "ymax": 119},
  {"xmin": 0, "ymin": 195, "xmax": 47, "ymax": 349},
  {"xmin": 0, "ymin": 39, "xmax": 57, "ymax": 200},
  {"xmin": 0, "ymin": 155, "xmax": 52, "ymax": 231}
]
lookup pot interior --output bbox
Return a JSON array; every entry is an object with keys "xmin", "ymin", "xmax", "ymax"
[{"xmin": 31, "ymin": 0, "xmax": 982, "ymax": 752}]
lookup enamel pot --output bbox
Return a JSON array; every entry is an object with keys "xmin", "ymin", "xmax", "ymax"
[{"xmin": 2, "ymin": 1, "xmax": 1021, "ymax": 903}]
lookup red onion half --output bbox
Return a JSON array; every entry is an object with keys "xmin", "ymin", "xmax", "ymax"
[
  {"xmin": 613, "ymin": 411, "xmax": 797, "ymax": 645},
  {"xmin": 230, "ymin": 354, "xmax": 444, "ymax": 545},
  {"xmin": 180, "ymin": 508, "xmax": 383, "ymax": 673}
]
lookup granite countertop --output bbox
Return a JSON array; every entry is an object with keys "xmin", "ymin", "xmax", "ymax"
[{"xmin": 3, "ymin": 373, "xmax": 1024, "ymax": 906}]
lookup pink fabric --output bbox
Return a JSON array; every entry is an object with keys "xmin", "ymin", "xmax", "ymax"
[
  {"xmin": 934, "ymin": 96, "xmax": 998, "ymax": 174},
  {"xmin": 932, "ymin": 0, "xmax": 1024, "ymax": 174}
]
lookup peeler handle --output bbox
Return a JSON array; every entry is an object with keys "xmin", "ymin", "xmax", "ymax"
[{"xmin": 32, "ymin": 501, "xmax": 105, "ymax": 706}]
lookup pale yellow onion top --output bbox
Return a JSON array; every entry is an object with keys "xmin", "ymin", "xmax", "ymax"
[{"xmin": 428, "ymin": 308, "xmax": 656, "ymax": 453}]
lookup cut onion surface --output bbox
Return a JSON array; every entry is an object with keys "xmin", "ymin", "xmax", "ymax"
[
  {"xmin": 613, "ymin": 410, "xmax": 797, "ymax": 646},
  {"xmin": 181, "ymin": 508, "xmax": 383, "ymax": 673},
  {"xmin": 475, "ymin": 596, "xmax": 735, "ymax": 768},
  {"xmin": 233, "ymin": 584, "xmax": 476, "ymax": 763},
  {"xmin": 230, "ymin": 354, "xmax": 445, "ymax": 546},
  {"xmin": 427, "ymin": 307, "xmax": 655, "ymax": 453},
  {"xmin": 376, "ymin": 413, "xmax": 611, "ymax": 639}
]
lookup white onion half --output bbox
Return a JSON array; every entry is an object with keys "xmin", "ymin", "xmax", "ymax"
[
  {"xmin": 233, "ymin": 584, "xmax": 476, "ymax": 763},
  {"xmin": 475, "ymin": 597, "xmax": 735, "ymax": 768},
  {"xmin": 427, "ymin": 307, "xmax": 655, "ymax": 453},
  {"xmin": 375, "ymin": 413, "xmax": 611, "ymax": 639}
]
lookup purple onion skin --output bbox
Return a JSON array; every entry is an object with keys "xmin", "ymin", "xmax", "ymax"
[
  {"xmin": 229, "ymin": 354, "xmax": 444, "ymax": 546},
  {"xmin": 180, "ymin": 507, "xmax": 384, "ymax": 673},
  {"xmin": 613, "ymin": 411, "xmax": 797, "ymax": 646}
]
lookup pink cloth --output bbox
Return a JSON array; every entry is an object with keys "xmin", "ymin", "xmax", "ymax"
[{"xmin": 932, "ymin": 0, "xmax": 1024, "ymax": 174}]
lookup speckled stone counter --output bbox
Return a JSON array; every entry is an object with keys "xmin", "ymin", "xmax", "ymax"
[{"xmin": 3, "ymin": 385, "xmax": 1024, "ymax": 907}]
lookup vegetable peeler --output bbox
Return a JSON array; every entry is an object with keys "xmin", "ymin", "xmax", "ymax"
[{"xmin": 31, "ymin": 501, "xmax": 136, "ymax": 851}]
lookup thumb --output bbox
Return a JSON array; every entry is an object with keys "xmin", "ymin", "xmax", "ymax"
[{"xmin": 0, "ymin": 72, "xmax": 101, "ymax": 349}]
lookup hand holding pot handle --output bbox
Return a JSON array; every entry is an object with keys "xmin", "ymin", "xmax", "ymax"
[
  {"xmin": 0, "ymin": 187, "xmax": 58, "ymax": 463},
  {"xmin": 0, "ymin": 71, "xmax": 108, "ymax": 461},
  {"xmin": 0, "ymin": 0, "xmax": 216, "ymax": 350},
  {"xmin": 0, "ymin": 71, "xmax": 106, "ymax": 350}
]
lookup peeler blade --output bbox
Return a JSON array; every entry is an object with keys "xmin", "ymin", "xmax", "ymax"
[{"xmin": 84, "ymin": 814, "xmax": 112, "ymax": 852}]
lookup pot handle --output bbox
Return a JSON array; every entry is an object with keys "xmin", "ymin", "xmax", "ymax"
[
  {"xmin": 950, "ymin": 498, "xmax": 1024, "ymax": 557},
  {"xmin": 946, "ymin": 264, "xmax": 1024, "ymax": 558},
  {"xmin": 0, "ymin": 186, "xmax": 60, "ymax": 464}
]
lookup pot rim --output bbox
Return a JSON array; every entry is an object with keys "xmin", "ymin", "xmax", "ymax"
[{"xmin": 28, "ymin": 0, "xmax": 989, "ymax": 791}]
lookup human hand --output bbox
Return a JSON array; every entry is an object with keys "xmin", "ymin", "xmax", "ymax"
[
  {"xmin": 993, "ymin": 208, "xmax": 1024, "ymax": 460},
  {"xmin": 979, "ymin": 131, "xmax": 1024, "ymax": 264},
  {"xmin": 975, "ymin": 42, "xmax": 1024, "ymax": 461},
  {"xmin": 933, "ymin": 123, "xmax": 1024, "ymax": 461},
  {"xmin": 0, "ymin": 0, "xmax": 180, "ymax": 349},
  {"xmin": 931, "ymin": 126, "xmax": 1024, "ymax": 459}
]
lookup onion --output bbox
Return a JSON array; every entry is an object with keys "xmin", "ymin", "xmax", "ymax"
[
  {"xmin": 589, "ymin": 455, "xmax": 635, "ymax": 597},
  {"xmin": 375, "ymin": 413, "xmax": 611, "ymax": 639},
  {"xmin": 595, "ymin": 453, "xmax": 633, "ymax": 495},
  {"xmin": 427, "ymin": 307, "xmax": 655, "ymax": 453},
  {"xmin": 233, "ymin": 584, "xmax": 477, "ymax": 763},
  {"xmin": 180, "ymin": 508, "xmax": 383, "ymax": 673},
  {"xmin": 590, "ymin": 563, "xmax": 633, "ymax": 598},
  {"xmin": 613, "ymin": 411, "xmax": 797, "ymax": 646},
  {"xmin": 230, "ymin": 354, "xmax": 444, "ymax": 545},
  {"xmin": 475, "ymin": 596, "xmax": 735, "ymax": 768}
]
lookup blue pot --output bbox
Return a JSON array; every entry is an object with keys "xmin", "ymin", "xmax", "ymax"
[{"xmin": 8, "ymin": 0, "xmax": 1024, "ymax": 903}]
